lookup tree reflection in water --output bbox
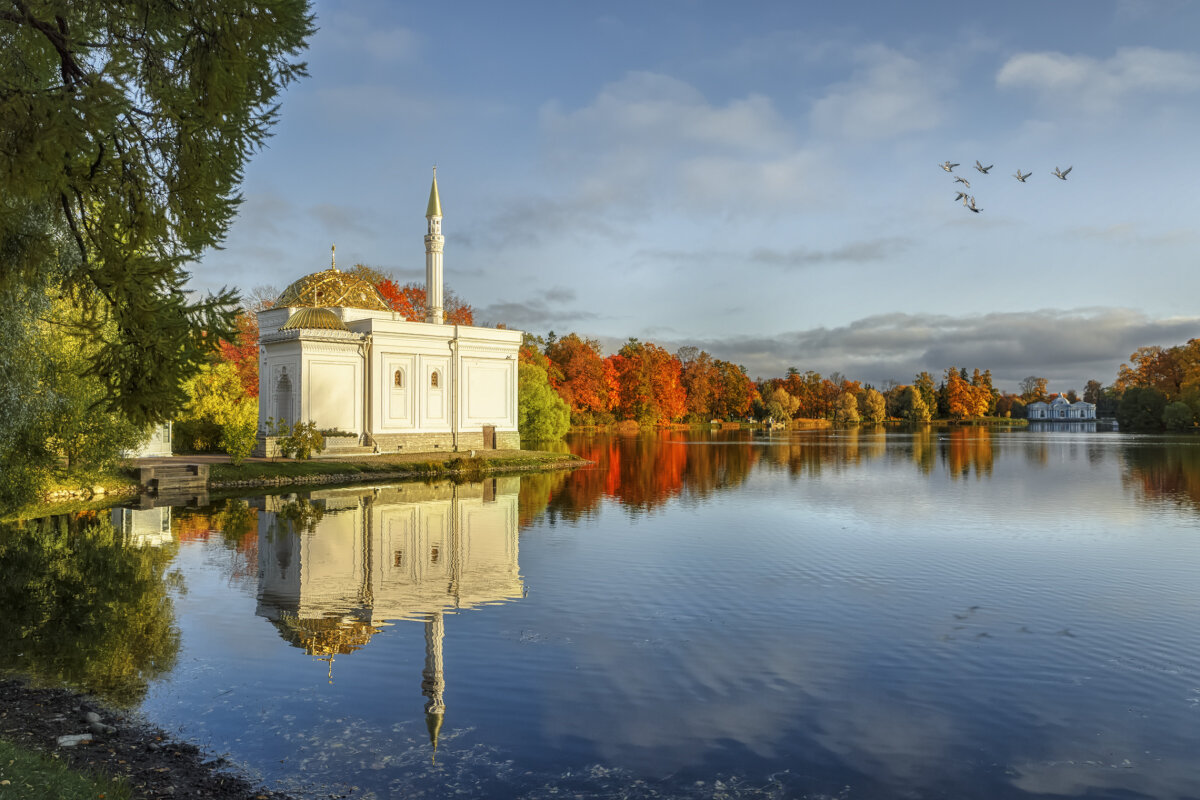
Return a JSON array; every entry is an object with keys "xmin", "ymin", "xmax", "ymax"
[
  {"xmin": 0, "ymin": 514, "xmax": 180, "ymax": 707},
  {"xmin": 1121, "ymin": 439, "xmax": 1200, "ymax": 511},
  {"xmin": 525, "ymin": 426, "xmax": 1015, "ymax": 521},
  {"xmin": 521, "ymin": 430, "xmax": 762, "ymax": 522}
]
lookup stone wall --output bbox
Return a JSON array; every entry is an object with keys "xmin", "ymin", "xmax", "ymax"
[{"xmin": 369, "ymin": 430, "xmax": 520, "ymax": 452}]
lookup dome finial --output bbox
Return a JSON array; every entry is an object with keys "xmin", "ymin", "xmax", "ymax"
[{"xmin": 331, "ymin": 243, "xmax": 337, "ymax": 272}]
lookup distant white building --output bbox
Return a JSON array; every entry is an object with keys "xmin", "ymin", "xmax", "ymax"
[
  {"xmin": 1027, "ymin": 395, "xmax": 1096, "ymax": 420},
  {"xmin": 121, "ymin": 422, "xmax": 173, "ymax": 458}
]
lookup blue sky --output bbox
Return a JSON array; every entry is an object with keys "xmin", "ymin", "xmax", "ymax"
[{"xmin": 195, "ymin": 0, "xmax": 1200, "ymax": 391}]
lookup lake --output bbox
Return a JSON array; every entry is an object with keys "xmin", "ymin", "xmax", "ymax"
[{"xmin": 4, "ymin": 427, "xmax": 1200, "ymax": 799}]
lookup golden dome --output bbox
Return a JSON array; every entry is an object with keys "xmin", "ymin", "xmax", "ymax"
[
  {"xmin": 276, "ymin": 267, "xmax": 390, "ymax": 311},
  {"xmin": 279, "ymin": 306, "xmax": 349, "ymax": 332}
]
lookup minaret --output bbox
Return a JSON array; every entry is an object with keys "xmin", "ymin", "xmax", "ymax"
[{"xmin": 424, "ymin": 168, "xmax": 444, "ymax": 325}]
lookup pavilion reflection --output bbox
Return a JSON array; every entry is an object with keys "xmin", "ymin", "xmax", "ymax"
[{"xmin": 255, "ymin": 477, "xmax": 522, "ymax": 755}]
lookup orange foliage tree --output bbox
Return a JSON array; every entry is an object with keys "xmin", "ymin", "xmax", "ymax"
[
  {"xmin": 217, "ymin": 311, "xmax": 259, "ymax": 398},
  {"xmin": 711, "ymin": 359, "xmax": 755, "ymax": 420},
  {"xmin": 545, "ymin": 333, "xmax": 616, "ymax": 421},
  {"xmin": 375, "ymin": 279, "xmax": 475, "ymax": 325},
  {"xmin": 679, "ymin": 348, "xmax": 718, "ymax": 421},
  {"xmin": 605, "ymin": 339, "xmax": 686, "ymax": 425}
]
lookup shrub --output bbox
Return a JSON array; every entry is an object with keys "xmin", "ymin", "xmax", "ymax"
[{"xmin": 281, "ymin": 420, "xmax": 325, "ymax": 459}]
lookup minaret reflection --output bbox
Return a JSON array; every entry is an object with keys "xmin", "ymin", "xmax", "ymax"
[
  {"xmin": 255, "ymin": 477, "xmax": 521, "ymax": 758},
  {"xmin": 422, "ymin": 612, "xmax": 446, "ymax": 759}
]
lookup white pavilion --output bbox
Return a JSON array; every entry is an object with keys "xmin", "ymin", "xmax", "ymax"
[{"xmin": 255, "ymin": 172, "xmax": 522, "ymax": 454}]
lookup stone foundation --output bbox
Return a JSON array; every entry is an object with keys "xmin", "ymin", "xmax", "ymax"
[
  {"xmin": 368, "ymin": 430, "xmax": 520, "ymax": 453},
  {"xmin": 256, "ymin": 430, "xmax": 520, "ymax": 457}
]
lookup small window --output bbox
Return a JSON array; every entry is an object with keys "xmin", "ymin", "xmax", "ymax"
[
  {"xmin": 431, "ymin": 371, "xmax": 439, "ymax": 389},
  {"xmin": 393, "ymin": 369, "xmax": 403, "ymax": 388}
]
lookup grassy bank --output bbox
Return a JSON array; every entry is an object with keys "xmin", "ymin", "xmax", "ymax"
[
  {"xmin": 207, "ymin": 450, "xmax": 585, "ymax": 487},
  {"xmin": 0, "ymin": 738, "xmax": 130, "ymax": 800},
  {"xmin": 15, "ymin": 450, "xmax": 584, "ymax": 519}
]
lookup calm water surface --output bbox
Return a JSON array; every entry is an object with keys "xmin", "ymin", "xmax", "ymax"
[{"xmin": 5, "ymin": 428, "xmax": 1200, "ymax": 799}]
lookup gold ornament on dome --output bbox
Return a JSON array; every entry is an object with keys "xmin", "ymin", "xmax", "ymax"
[{"xmin": 276, "ymin": 267, "xmax": 390, "ymax": 311}]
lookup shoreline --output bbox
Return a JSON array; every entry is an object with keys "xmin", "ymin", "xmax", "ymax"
[
  {"xmin": 25, "ymin": 451, "xmax": 586, "ymax": 518},
  {"xmin": 0, "ymin": 676, "xmax": 297, "ymax": 800}
]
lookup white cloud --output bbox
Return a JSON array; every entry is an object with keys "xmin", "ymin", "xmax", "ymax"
[
  {"xmin": 535, "ymin": 71, "xmax": 834, "ymax": 218},
  {"xmin": 996, "ymin": 47, "xmax": 1200, "ymax": 113},
  {"xmin": 810, "ymin": 46, "xmax": 949, "ymax": 140},
  {"xmin": 541, "ymin": 71, "xmax": 791, "ymax": 155},
  {"xmin": 320, "ymin": 15, "xmax": 420, "ymax": 62}
]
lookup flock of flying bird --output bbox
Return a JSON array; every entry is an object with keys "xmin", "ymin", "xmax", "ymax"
[{"xmin": 940, "ymin": 160, "xmax": 1072, "ymax": 214}]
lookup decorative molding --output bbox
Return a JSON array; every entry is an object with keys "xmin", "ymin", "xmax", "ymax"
[{"xmin": 261, "ymin": 328, "xmax": 363, "ymax": 345}]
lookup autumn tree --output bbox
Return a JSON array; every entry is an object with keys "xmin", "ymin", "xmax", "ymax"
[
  {"xmin": 832, "ymin": 391, "xmax": 861, "ymax": 425},
  {"xmin": 679, "ymin": 348, "xmax": 717, "ymax": 421},
  {"xmin": 174, "ymin": 362, "xmax": 253, "ymax": 453},
  {"xmin": 972, "ymin": 369, "xmax": 998, "ymax": 415},
  {"xmin": 375, "ymin": 278, "xmax": 475, "ymax": 325},
  {"xmin": 217, "ymin": 311, "xmax": 260, "ymax": 398},
  {"xmin": 606, "ymin": 339, "xmax": 686, "ymax": 425},
  {"xmin": 1020, "ymin": 376, "xmax": 1049, "ymax": 404},
  {"xmin": 763, "ymin": 387, "xmax": 800, "ymax": 423},
  {"xmin": 899, "ymin": 385, "xmax": 932, "ymax": 422},
  {"xmin": 712, "ymin": 360, "xmax": 755, "ymax": 420},
  {"xmin": 545, "ymin": 333, "xmax": 615, "ymax": 423},
  {"xmin": 914, "ymin": 372, "xmax": 938, "ymax": 417},
  {"xmin": 1083, "ymin": 380, "xmax": 1103, "ymax": 405},
  {"xmin": 861, "ymin": 388, "xmax": 886, "ymax": 425},
  {"xmin": 943, "ymin": 368, "xmax": 971, "ymax": 420}
]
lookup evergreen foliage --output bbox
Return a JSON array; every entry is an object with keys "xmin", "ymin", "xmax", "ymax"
[
  {"xmin": 1116, "ymin": 387, "xmax": 1167, "ymax": 432},
  {"xmin": 0, "ymin": 0, "xmax": 315, "ymax": 425},
  {"xmin": 1162, "ymin": 401, "xmax": 1194, "ymax": 432}
]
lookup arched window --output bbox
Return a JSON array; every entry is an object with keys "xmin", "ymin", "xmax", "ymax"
[
  {"xmin": 393, "ymin": 369, "xmax": 403, "ymax": 388},
  {"xmin": 431, "ymin": 371, "xmax": 439, "ymax": 389},
  {"xmin": 275, "ymin": 368, "xmax": 293, "ymax": 427}
]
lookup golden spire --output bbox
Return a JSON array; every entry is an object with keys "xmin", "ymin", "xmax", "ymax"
[
  {"xmin": 426, "ymin": 166, "xmax": 442, "ymax": 218},
  {"xmin": 331, "ymin": 243, "xmax": 337, "ymax": 272},
  {"xmin": 425, "ymin": 709, "xmax": 444, "ymax": 763}
]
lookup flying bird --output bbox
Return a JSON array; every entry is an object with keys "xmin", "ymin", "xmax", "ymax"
[
  {"xmin": 1052, "ymin": 166, "xmax": 1072, "ymax": 180},
  {"xmin": 975, "ymin": 161, "xmax": 993, "ymax": 174},
  {"xmin": 967, "ymin": 196, "xmax": 981, "ymax": 213},
  {"xmin": 954, "ymin": 176, "xmax": 970, "ymax": 187},
  {"xmin": 954, "ymin": 191, "xmax": 969, "ymax": 202},
  {"xmin": 940, "ymin": 161, "xmax": 959, "ymax": 172},
  {"xmin": 1013, "ymin": 169, "xmax": 1032, "ymax": 183}
]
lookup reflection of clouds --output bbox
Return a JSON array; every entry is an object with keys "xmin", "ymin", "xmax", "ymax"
[
  {"xmin": 1008, "ymin": 737, "xmax": 1200, "ymax": 798},
  {"xmin": 527, "ymin": 431, "xmax": 1200, "ymax": 794}
]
